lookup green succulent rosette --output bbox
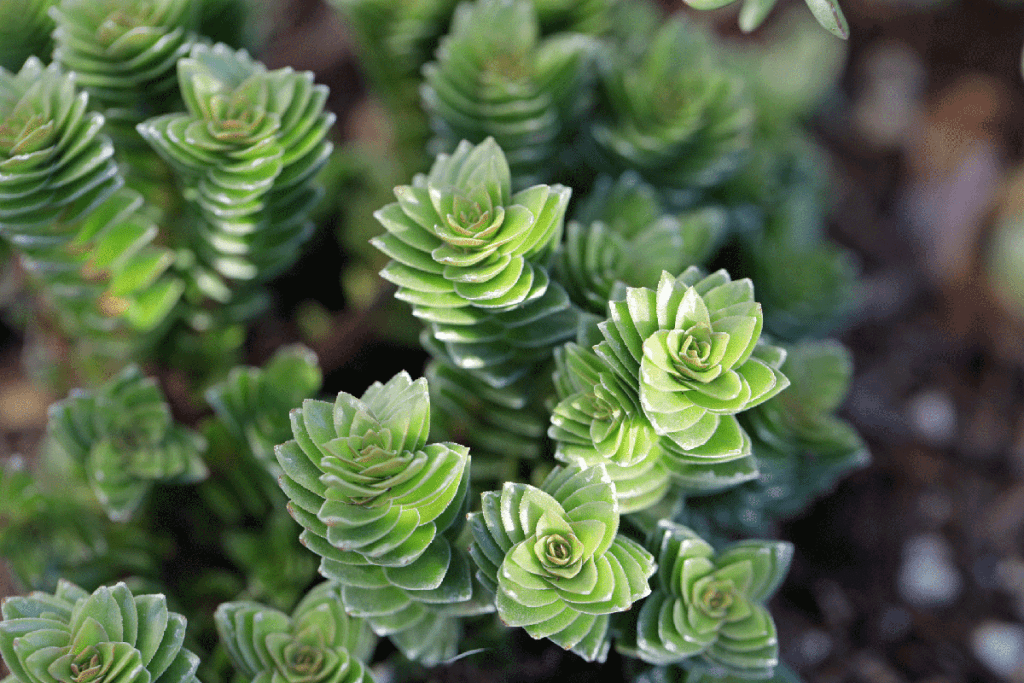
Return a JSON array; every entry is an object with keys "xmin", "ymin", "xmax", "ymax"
[
  {"xmin": 469, "ymin": 464, "xmax": 656, "ymax": 661},
  {"xmin": 0, "ymin": 0, "xmax": 56, "ymax": 72},
  {"xmin": 215, "ymin": 582, "xmax": 376, "ymax": 683},
  {"xmin": 205, "ymin": 344, "xmax": 323, "ymax": 472},
  {"xmin": 0, "ymin": 581, "xmax": 199, "ymax": 683},
  {"xmin": 549, "ymin": 342, "xmax": 669, "ymax": 513},
  {"xmin": 0, "ymin": 58, "xmax": 120, "ymax": 236},
  {"xmin": 619, "ymin": 521, "xmax": 791, "ymax": 678},
  {"xmin": 138, "ymin": 43, "xmax": 335, "ymax": 283},
  {"xmin": 421, "ymin": 0, "xmax": 597, "ymax": 186},
  {"xmin": 51, "ymin": 0, "xmax": 198, "ymax": 123},
  {"xmin": 372, "ymin": 137, "xmax": 578, "ymax": 387},
  {"xmin": 596, "ymin": 267, "xmax": 789, "ymax": 464},
  {"xmin": 636, "ymin": 661, "xmax": 803, "ymax": 683},
  {"xmin": 373, "ymin": 137, "xmax": 569, "ymax": 311},
  {"xmin": 274, "ymin": 372, "xmax": 480, "ymax": 620},
  {"xmin": 590, "ymin": 17, "xmax": 753, "ymax": 205},
  {"xmin": 46, "ymin": 365, "xmax": 207, "ymax": 522}
]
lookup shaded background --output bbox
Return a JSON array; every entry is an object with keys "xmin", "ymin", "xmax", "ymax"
[{"xmin": 5, "ymin": 0, "xmax": 1024, "ymax": 681}]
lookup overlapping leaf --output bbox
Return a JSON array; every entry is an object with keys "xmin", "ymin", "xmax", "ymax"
[
  {"xmin": 0, "ymin": 581, "xmax": 200, "ymax": 683},
  {"xmin": 46, "ymin": 365, "xmax": 207, "ymax": 521},
  {"xmin": 469, "ymin": 464, "xmax": 656, "ymax": 661},
  {"xmin": 618, "ymin": 521, "xmax": 791, "ymax": 678}
]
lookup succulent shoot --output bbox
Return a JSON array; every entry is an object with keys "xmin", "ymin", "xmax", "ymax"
[
  {"xmin": 216, "ymin": 582, "xmax": 377, "ymax": 683},
  {"xmin": 619, "ymin": 521, "xmax": 792, "ymax": 678},
  {"xmin": 46, "ymin": 365, "xmax": 207, "ymax": 521},
  {"xmin": 52, "ymin": 0, "xmax": 198, "ymax": 121},
  {"xmin": 138, "ymin": 43, "xmax": 335, "ymax": 282},
  {"xmin": 0, "ymin": 581, "xmax": 200, "ymax": 683},
  {"xmin": 421, "ymin": 0, "xmax": 597, "ymax": 185},
  {"xmin": 469, "ymin": 464, "xmax": 656, "ymax": 661}
]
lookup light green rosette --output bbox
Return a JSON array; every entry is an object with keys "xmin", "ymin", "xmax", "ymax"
[
  {"xmin": 138, "ymin": 43, "xmax": 335, "ymax": 284},
  {"xmin": 372, "ymin": 137, "xmax": 578, "ymax": 387},
  {"xmin": 590, "ymin": 18, "xmax": 753, "ymax": 206},
  {"xmin": 595, "ymin": 268, "xmax": 789, "ymax": 491},
  {"xmin": 421, "ymin": 0, "xmax": 597, "ymax": 186},
  {"xmin": 51, "ymin": 0, "xmax": 198, "ymax": 123},
  {"xmin": 469, "ymin": 464, "xmax": 656, "ymax": 662},
  {"xmin": 0, "ymin": 58, "xmax": 120, "ymax": 236},
  {"xmin": 215, "ymin": 582, "xmax": 377, "ymax": 683},
  {"xmin": 275, "ymin": 371, "xmax": 483, "ymax": 665},
  {"xmin": 0, "ymin": 581, "xmax": 200, "ymax": 683},
  {"xmin": 45, "ymin": 365, "xmax": 207, "ymax": 522},
  {"xmin": 205, "ymin": 344, "xmax": 323, "ymax": 472},
  {"xmin": 619, "ymin": 521, "xmax": 792, "ymax": 678}
]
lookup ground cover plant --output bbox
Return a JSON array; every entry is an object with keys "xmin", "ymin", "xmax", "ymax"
[{"xmin": 0, "ymin": 0, "xmax": 868, "ymax": 681}]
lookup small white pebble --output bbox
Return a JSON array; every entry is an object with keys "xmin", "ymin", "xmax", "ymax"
[
  {"xmin": 971, "ymin": 621, "xmax": 1024, "ymax": 681},
  {"xmin": 907, "ymin": 391, "xmax": 957, "ymax": 447},
  {"xmin": 898, "ymin": 533, "xmax": 962, "ymax": 607},
  {"xmin": 794, "ymin": 629, "xmax": 832, "ymax": 666}
]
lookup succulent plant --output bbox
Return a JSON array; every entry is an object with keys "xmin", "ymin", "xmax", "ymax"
[
  {"xmin": 0, "ymin": 58, "xmax": 120, "ymax": 235},
  {"xmin": 372, "ymin": 136, "xmax": 578, "ymax": 387},
  {"xmin": 51, "ymin": 0, "xmax": 198, "ymax": 123},
  {"xmin": 421, "ymin": 0, "xmax": 597, "ymax": 186},
  {"xmin": 216, "ymin": 582, "xmax": 377, "ymax": 683},
  {"xmin": 138, "ymin": 43, "xmax": 335, "ymax": 283},
  {"xmin": 45, "ymin": 365, "xmax": 207, "ymax": 521},
  {"xmin": 593, "ymin": 267, "xmax": 788, "ymax": 493},
  {"xmin": 590, "ymin": 18, "xmax": 753, "ymax": 205},
  {"xmin": 469, "ymin": 464, "xmax": 656, "ymax": 661},
  {"xmin": 549, "ymin": 341, "xmax": 670, "ymax": 512},
  {"xmin": 619, "ymin": 521, "xmax": 791, "ymax": 678},
  {"xmin": 0, "ymin": 581, "xmax": 200, "ymax": 683}
]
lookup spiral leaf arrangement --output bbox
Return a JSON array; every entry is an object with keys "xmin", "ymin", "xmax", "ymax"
[
  {"xmin": 591, "ymin": 17, "xmax": 753, "ymax": 205},
  {"xmin": 619, "ymin": 521, "xmax": 791, "ymax": 678},
  {"xmin": 372, "ymin": 136, "xmax": 578, "ymax": 387},
  {"xmin": 51, "ymin": 0, "xmax": 198, "ymax": 124},
  {"xmin": 0, "ymin": 581, "xmax": 200, "ymax": 683},
  {"xmin": 216, "ymin": 582, "xmax": 377, "ymax": 683},
  {"xmin": 421, "ymin": 0, "xmax": 597, "ymax": 186},
  {"xmin": 0, "ymin": 57, "xmax": 182, "ymax": 344},
  {"xmin": 275, "ymin": 371, "xmax": 484, "ymax": 665},
  {"xmin": 46, "ymin": 364, "xmax": 207, "ymax": 521},
  {"xmin": 139, "ymin": 43, "xmax": 335, "ymax": 285},
  {"xmin": 469, "ymin": 464, "xmax": 656, "ymax": 661}
]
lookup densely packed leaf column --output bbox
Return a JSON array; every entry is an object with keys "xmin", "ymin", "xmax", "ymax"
[{"xmin": 274, "ymin": 372, "xmax": 489, "ymax": 665}]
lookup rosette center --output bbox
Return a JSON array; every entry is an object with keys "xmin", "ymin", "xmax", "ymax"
[
  {"xmin": 0, "ymin": 105, "xmax": 54, "ymax": 156},
  {"xmin": 697, "ymin": 579, "xmax": 736, "ymax": 619},
  {"xmin": 69, "ymin": 647, "xmax": 106, "ymax": 683},
  {"xmin": 534, "ymin": 532, "xmax": 585, "ymax": 578}
]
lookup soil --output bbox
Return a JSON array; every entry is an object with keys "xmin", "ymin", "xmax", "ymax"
[{"xmin": 5, "ymin": 1, "xmax": 1024, "ymax": 682}]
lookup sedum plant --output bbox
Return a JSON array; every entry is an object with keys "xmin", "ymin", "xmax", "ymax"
[
  {"xmin": 0, "ymin": 581, "xmax": 200, "ymax": 683},
  {"xmin": 1, "ymin": 0, "xmax": 869, "ymax": 682}
]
